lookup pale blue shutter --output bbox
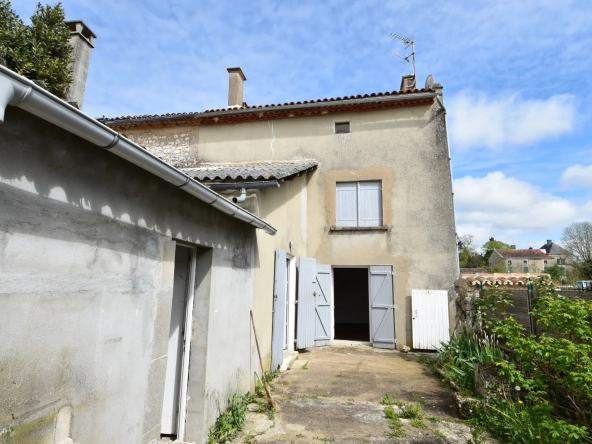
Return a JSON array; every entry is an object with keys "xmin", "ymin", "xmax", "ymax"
[
  {"xmin": 359, "ymin": 181, "xmax": 382, "ymax": 227},
  {"xmin": 314, "ymin": 264, "xmax": 332, "ymax": 346},
  {"xmin": 336, "ymin": 182, "xmax": 358, "ymax": 227},
  {"xmin": 369, "ymin": 266, "xmax": 396, "ymax": 349},
  {"xmin": 271, "ymin": 248, "xmax": 287, "ymax": 370},
  {"xmin": 296, "ymin": 257, "xmax": 316, "ymax": 349}
]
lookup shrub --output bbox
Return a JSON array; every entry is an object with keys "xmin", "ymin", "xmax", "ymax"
[
  {"xmin": 470, "ymin": 280, "xmax": 592, "ymax": 442},
  {"xmin": 0, "ymin": 1, "xmax": 73, "ymax": 98},
  {"xmin": 435, "ymin": 327, "xmax": 503, "ymax": 392}
]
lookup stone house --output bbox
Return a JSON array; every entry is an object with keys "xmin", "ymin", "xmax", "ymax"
[
  {"xmin": 103, "ymin": 67, "xmax": 460, "ymax": 359},
  {"xmin": 540, "ymin": 239, "xmax": 573, "ymax": 273},
  {"xmin": 0, "ymin": 61, "xmax": 275, "ymax": 443},
  {"xmin": 489, "ymin": 248, "xmax": 555, "ymax": 273}
]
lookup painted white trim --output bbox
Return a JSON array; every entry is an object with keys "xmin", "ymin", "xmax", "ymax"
[
  {"xmin": 286, "ymin": 257, "xmax": 297, "ymax": 352},
  {"xmin": 176, "ymin": 246, "xmax": 197, "ymax": 441}
]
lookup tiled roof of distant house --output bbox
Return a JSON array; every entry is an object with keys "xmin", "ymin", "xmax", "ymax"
[
  {"xmin": 182, "ymin": 160, "xmax": 318, "ymax": 182},
  {"xmin": 494, "ymin": 249, "xmax": 552, "ymax": 258}
]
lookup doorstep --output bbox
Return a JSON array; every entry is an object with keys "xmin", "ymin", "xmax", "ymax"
[
  {"xmin": 331, "ymin": 339, "xmax": 372, "ymax": 347},
  {"xmin": 280, "ymin": 350, "xmax": 299, "ymax": 371}
]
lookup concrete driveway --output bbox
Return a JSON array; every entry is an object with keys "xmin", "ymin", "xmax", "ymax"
[{"xmin": 233, "ymin": 345, "xmax": 496, "ymax": 443}]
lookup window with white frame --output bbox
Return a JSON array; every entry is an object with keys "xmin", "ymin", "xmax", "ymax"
[{"xmin": 336, "ymin": 180, "xmax": 383, "ymax": 227}]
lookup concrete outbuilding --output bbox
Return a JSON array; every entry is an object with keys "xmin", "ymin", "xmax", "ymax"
[{"xmin": 0, "ymin": 65, "xmax": 275, "ymax": 443}]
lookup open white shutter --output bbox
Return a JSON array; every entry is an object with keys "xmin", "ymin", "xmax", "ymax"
[
  {"xmin": 358, "ymin": 181, "xmax": 382, "ymax": 227},
  {"xmin": 314, "ymin": 264, "xmax": 332, "ymax": 346},
  {"xmin": 336, "ymin": 182, "xmax": 358, "ymax": 227},
  {"xmin": 296, "ymin": 257, "xmax": 316, "ymax": 349},
  {"xmin": 271, "ymin": 249, "xmax": 287, "ymax": 370},
  {"xmin": 369, "ymin": 266, "xmax": 396, "ymax": 349}
]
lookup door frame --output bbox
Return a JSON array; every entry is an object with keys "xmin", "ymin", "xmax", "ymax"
[
  {"xmin": 165, "ymin": 241, "xmax": 197, "ymax": 441},
  {"xmin": 330, "ymin": 265, "xmax": 395, "ymax": 347},
  {"xmin": 285, "ymin": 254, "xmax": 296, "ymax": 353},
  {"xmin": 331, "ymin": 265, "xmax": 370, "ymax": 343}
]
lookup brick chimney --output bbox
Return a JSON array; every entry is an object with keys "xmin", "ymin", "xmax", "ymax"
[
  {"xmin": 227, "ymin": 67, "xmax": 246, "ymax": 108},
  {"xmin": 400, "ymin": 74, "xmax": 416, "ymax": 92},
  {"xmin": 65, "ymin": 20, "xmax": 96, "ymax": 109}
]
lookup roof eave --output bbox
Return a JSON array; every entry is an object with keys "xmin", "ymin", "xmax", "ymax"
[{"xmin": 101, "ymin": 91, "xmax": 438, "ymax": 127}]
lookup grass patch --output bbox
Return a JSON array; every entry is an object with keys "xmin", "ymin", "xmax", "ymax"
[
  {"xmin": 434, "ymin": 430, "xmax": 447, "ymax": 439},
  {"xmin": 208, "ymin": 392, "xmax": 254, "ymax": 443},
  {"xmin": 410, "ymin": 417, "xmax": 427, "ymax": 429},
  {"xmin": 313, "ymin": 437, "xmax": 335, "ymax": 442},
  {"xmin": 387, "ymin": 416, "xmax": 406, "ymax": 438}
]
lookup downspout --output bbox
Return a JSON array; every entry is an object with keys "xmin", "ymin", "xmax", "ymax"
[
  {"xmin": 0, "ymin": 65, "xmax": 277, "ymax": 235},
  {"xmin": 435, "ymin": 94, "xmax": 460, "ymax": 276}
]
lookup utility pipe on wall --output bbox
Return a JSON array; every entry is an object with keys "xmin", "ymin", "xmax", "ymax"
[{"xmin": 0, "ymin": 65, "xmax": 277, "ymax": 235}]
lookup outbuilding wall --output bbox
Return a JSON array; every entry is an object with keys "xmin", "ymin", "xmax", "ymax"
[{"xmin": 0, "ymin": 108, "xmax": 257, "ymax": 444}]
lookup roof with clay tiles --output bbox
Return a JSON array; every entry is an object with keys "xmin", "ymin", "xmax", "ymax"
[
  {"xmin": 181, "ymin": 160, "xmax": 318, "ymax": 182},
  {"xmin": 494, "ymin": 249, "xmax": 552, "ymax": 258}
]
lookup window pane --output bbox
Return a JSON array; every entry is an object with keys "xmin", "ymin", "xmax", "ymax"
[
  {"xmin": 335, "ymin": 122, "xmax": 350, "ymax": 134},
  {"xmin": 336, "ymin": 182, "xmax": 358, "ymax": 226},
  {"xmin": 358, "ymin": 181, "xmax": 382, "ymax": 227}
]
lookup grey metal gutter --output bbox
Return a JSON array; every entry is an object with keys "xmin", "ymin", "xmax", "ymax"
[
  {"xmin": 101, "ymin": 92, "xmax": 438, "ymax": 126},
  {"xmin": 206, "ymin": 181, "xmax": 280, "ymax": 191},
  {"xmin": 0, "ymin": 65, "xmax": 277, "ymax": 236}
]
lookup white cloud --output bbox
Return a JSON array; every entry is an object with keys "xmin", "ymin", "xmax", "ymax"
[
  {"xmin": 453, "ymin": 172, "xmax": 592, "ymax": 246},
  {"xmin": 560, "ymin": 164, "xmax": 592, "ymax": 188},
  {"xmin": 449, "ymin": 92, "xmax": 576, "ymax": 150}
]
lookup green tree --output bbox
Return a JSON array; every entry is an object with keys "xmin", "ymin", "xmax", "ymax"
[
  {"xmin": 458, "ymin": 234, "xmax": 485, "ymax": 268},
  {"xmin": 561, "ymin": 222, "xmax": 592, "ymax": 280},
  {"xmin": 482, "ymin": 237, "xmax": 511, "ymax": 263},
  {"xmin": 0, "ymin": 1, "xmax": 72, "ymax": 99},
  {"xmin": 545, "ymin": 264, "xmax": 564, "ymax": 283}
]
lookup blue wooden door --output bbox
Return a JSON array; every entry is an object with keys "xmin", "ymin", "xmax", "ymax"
[
  {"xmin": 314, "ymin": 264, "xmax": 332, "ymax": 346},
  {"xmin": 369, "ymin": 266, "xmax": 396, "ymax": 349},
  {"xmin": 296, "ymin": 257, "xmax": 316, "ymax": 349},
  {"xmin": 271, "ymin": 248, "xmax": 287, "ymax": 370}
]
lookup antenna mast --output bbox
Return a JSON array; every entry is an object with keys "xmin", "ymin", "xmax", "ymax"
[{"xmin": 390, "ymin": 33, "xmax": 416, "ymax": 78}]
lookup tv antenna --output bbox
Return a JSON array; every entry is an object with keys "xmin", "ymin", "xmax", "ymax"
[{"xmin": 391, "ymin": 33, "xmax": 416, "ymax": 78}]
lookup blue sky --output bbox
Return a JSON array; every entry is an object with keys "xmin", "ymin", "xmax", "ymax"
[{"xmin": 13, "ymin": 0, "xmax": 592, "ymax": 250}]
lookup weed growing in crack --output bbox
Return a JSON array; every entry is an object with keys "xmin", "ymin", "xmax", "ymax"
[
  {"xmin": 208, "ymin": 392, "xmax": 254, "ymax": 443},
  {"xmin": 301, "ymin": 363, "xmax": 309, "ymax": 370},
  {"xmin": 387, "ymin": 416, "xmax": 406, "ymax": 438},
  {"xmin": 410, "ymin": 417, "xmax": 427, "ymax": 429},
  {"xmin": 434, "ymin": 430, "xmax": 447, "ymax": 439},
  {"xmin": 313, "ymin": 437, "xmax": 335, "ymax": 442}
]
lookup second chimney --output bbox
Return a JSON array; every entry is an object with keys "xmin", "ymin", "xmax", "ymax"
[
  {"xmin": 65, "ymin": 20, "xmax": 96, "ymax": 109},
  {"xmin": 227, "ymin": 67, "xmax": 246, "ymax": 108},
  {"xmin": 400, "ymin": 73, "xmax": 416, "ymax": 92}
]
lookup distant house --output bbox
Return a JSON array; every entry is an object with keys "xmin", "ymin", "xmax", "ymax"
[
  {"xmin": 489, "ymin": 248, "xmax": 554, "ymax": 273},
  {"xmin": 540, "ymin": 239, "xmax": 573, "ymax": 273}
]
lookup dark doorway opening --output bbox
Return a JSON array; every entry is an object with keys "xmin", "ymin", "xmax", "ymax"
[{"xmin": 333, "ymin": 268, "xmax": 370, "ymax": 341}]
